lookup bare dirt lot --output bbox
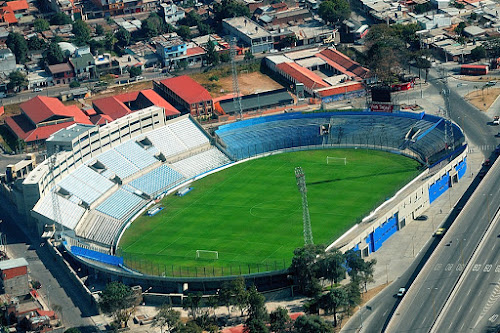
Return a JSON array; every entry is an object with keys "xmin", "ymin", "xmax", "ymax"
[{"xmin": 465, "ymin": 87, "xmax": 500, "ymax": 112}]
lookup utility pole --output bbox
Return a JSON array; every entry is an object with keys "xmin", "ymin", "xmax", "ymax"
[
  {"xmin": 295, "ymin": 167, "xmax": 313, "ymax": 245},
  {"xmin": 230, "ymin": 37, "xmax": 243, "ymax": 120}
]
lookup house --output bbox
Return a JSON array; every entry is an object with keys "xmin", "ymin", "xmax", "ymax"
[
  {"xmin": 222, "ymin": 17, "xmax": 274, "ymax": 53},
  {"xmin": 0, "ymin": 258, "xmax": 29, "ymax": 297},
  {"xmin": 91, "ymin": 89, "xmax": 180, "ymax": 123},
  {"xmin": 154, "ymin": 76, "xmax": 213, "ymax": 117},
  {"xmin": 69, "ymin": 52, "xmax": 95, "ymax": 80},
  {"xmin": 115, "ymin": 54, "xmax": 143, "ymax": 75},
  {"xmin": 0, "ymin": 0, "xmax": 28, "ymax": 25},
  {"xmin": 0, "ymin": 48, "xmax": 16, "ymax": 76},
  {"xmin": 161, "ymin": 1, "xmax": 185, "ymax": 24},
  {"xmin": 4, "ymin": 95, "xmax": 92, "ymax": 146},
  {"xmin": 47, "ymin": 62, "xmax": 75, "ymax": 84},
  {"xmin": 154, "ymin": 36, "xmax": 187, "ymax": 67}
]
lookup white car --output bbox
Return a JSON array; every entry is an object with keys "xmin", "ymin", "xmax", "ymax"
[
  {"xmin": 33, "ymin": 87, "xmax": 43, "ymax": 92},
  {"xmin": 397, "ymin": 287, "xmax": 406, "ymax": 297}
]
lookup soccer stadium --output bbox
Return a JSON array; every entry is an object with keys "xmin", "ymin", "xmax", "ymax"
[{"xmin": 22, "ymin": 107, "xmax": 467, "ymax": 292}]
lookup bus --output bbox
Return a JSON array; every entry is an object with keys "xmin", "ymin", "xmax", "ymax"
[
  {"xmin": 460, "ymin": 65, "xmax": 488, "ymax": 75},
  {"xmin": 355, "ymin": 25, "xmax": 369, "ymax": 39}
]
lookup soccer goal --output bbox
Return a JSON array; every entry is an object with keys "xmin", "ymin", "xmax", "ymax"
[
  {"xmin": 326, "ymin": 157, "xmax": 347, "ymax": 165},
  {"xmin": 195, "ymin": 250, "xmax": 219, "ymax": 260}
]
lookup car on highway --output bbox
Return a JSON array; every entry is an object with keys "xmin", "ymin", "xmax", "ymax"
[
  {"xmin": 434, "ymin": 227, "xmax": 446, "ymax": 237},
  {"xmin": 496, "ymin": 145, "xmax": 500, "ymax": 154},
  {"xmin": 479, "ymin": 170, "xmax": 487, "ymax": 178},
  {"xmin": 397, "ymin": 288, "xmax": 406, "ymax": 297},
  {"xmin": 483, "ymin": 159, "xmax": 491, "ymax": 167},
  {"xmin": 495, "ymin": 132, "xmax": 500, "ymax": 138}
]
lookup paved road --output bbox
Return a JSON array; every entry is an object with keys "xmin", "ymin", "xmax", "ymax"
[
  {"xmin": 0, "ymin": 196, "xmax": 99, "ymax": 332},
  {"xmin": 432, "ymin": 199, "xmax": 500, "ymax": 332}
]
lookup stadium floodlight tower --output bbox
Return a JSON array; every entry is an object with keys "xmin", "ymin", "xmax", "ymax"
[
  {"xmin": 230, "ymin": 37, "xmax": 243, "ymax": 120},
  {"xmin": 295, "ymin": 167, "xmax": 314, "ymax": 245},
  {"xmin": 48, "ymin": 146, "xmax": 62, "ymax": 239}
]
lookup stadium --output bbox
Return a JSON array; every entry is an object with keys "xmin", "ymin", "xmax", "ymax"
[{"xmin": 20, "ymin": 107, "xmax": 467, "ymax": 293}]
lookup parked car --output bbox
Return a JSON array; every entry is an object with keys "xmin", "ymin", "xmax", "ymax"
[
  {"xmin": 33, "ymin": 87, "xmax": 43, "ymax": 92},
  {"xmin": 397, "ymin": 288, "xmax": 406, "ymax": 297}
]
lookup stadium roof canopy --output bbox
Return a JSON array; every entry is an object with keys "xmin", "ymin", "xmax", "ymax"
[{"xmin": 219, "ymin": 89, "xmax": 293, "ymax": 114}]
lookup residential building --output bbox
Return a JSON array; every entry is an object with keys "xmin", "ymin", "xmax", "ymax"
[
  {"xmin": 69, "ymin": 52, "xmax": 95, "ymax": 80},
  {"xmin": 115, "ymin": 54, "xmax": 143, "ymax": 75},
  {"xmin": 90, "ymin": 0, "xmax": 158, "ymax": 17},
  {"xmin": 154, "ymin": 36, "xmax": 187, "ymax": 67},
  {"xmin": 0, "ymin": 258, "xmax": 29, "ymax": 297},
  {"xmin": 47, "ymin": 62, "xmax": 75, "ymax": 85},
  {"xmin": 161, "ymin": 1, "xmax": 185, "ymax": 24},
  {"xmin": 0, "ymin": 48, "xmax": 16, "ymax": 76},
  {"xmin": 27, "ymin": 70, "xmax": 53, "ymax": 89},
  {"xmin": 222, "ymin": 17, "xmax": 274, "ymax": 53},
  {"xmin": 4, "ymin": 95, "xmax": 92, "ymax": 146},
  {"xmin": 0, "ymin": 0, "xmax": 28, "ymax": 25},
  {"xmin": 154, "ymin": 76, "xmax": 213, "ymax": 117},
  {"xmin": 125, "ymin": 42, "xmax": 160, "ymax": 68}
]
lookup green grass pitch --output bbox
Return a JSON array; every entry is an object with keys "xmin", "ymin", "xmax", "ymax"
[{"xmin": 118, "ymin": 149, "xmax": 421, "ymax": 276}]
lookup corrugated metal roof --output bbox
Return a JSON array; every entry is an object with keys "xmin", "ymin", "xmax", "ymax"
[{"xmin": 0, "ymin": 258, "xmax": 29, "ymax": 271}]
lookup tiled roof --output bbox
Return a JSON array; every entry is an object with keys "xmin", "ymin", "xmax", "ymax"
[
  {"xmin": 315, "ymin": 82, "xmax": 364, "ymax": 97},
  {"xmin": 139, "ymin": 89, "xmax": 180, "ymax": 116},
  {"xmin": 0, "ymin": 8, "xmax": 17, "ymax": 24},
  {"xmin": 92, "ymin": 96, "xmax": 131, "ymax": 120},
  {"xmin": 158, "ymin": 75, "xmax": 212, "ymax": 104},
  {"xmin": 48, "ymin": 62, "xmax": 73, "ymax": 74},
  {"xmin": 3, "ymin": 0, "xmax": 28, "ymax": 11},
  {"xmin": 89, "ymin": 114, "xmax": 113, "ymax": 125},
  {"xmin": 317, "ymin": 48, "xmax": 371, "ymax": 79},
  {"xmin": 276, "ymin": 62, "xmax": 329, "ymax": 90},
  {"xmin": 20, "ymin": 96, "xmax": 90, "ymax": 125},
  {"xmin": 5, "ymin": 114, "xmax": 79, "ymax": 142},
  {"xmin": 186, "ymin": 46, "xmax": 206, "ymax": 56}
]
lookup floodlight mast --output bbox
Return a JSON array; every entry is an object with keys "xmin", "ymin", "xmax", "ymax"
[
  {"xmin": 295, "ymin": 167, "xmax": 313, "ymax": 245},
  {"xmin": 48, "ymin": 146, "xmax": 62, "ymax": 238}
]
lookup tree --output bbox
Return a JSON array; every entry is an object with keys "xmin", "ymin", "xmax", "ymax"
[
  {"xmin": 318, "ymin": 248, "xmax": 346, "ymax": 286},
  {"xmin": 293, "ymin": 315, "xmax": 333, "ymax": 333},
  {"xmin": 360, "ymin": 259, "xmax": 376, "ymax": 292},
  {"xmin": 6, "ymin": 32, "xmax": 28, "ymax": 64},
  {"xmin": 290, "ymin": 244, "xmax": 324, "ymax": 296},
  {"xmin": 345, "ymin": 280, "xmax": 361, "ymax": 315},
  {"xmin": 183, "ymin": 292, "xmax": 203, "ymax": 319},
  {"xmin": 115, "ymin": 28, "xmax": 131, "ymax": 47},
  {"xmin": 98, "ymin": 282, "xmax": 136, "ymax": 328},
  {"xmin": 231, "ymin": 276, "xmax": 249, "ymax": 317},
  {"xmin": 141, "ymin": 13, "xmax": 165, "ymax": 38},
  {"xmin": 470, "ymin": 46, "xmax": 486, "ymax": 61},
  {"xmin": 246, "ymin": 286, "xmax": 267, "ymax": 320},
  {"xmin": 319, "ymin": 288, "xmax": 348, "ymax": 327},
  {"xmin": 206, "ymin": 295, "xmax": 219, "ymax": 317},
  {"xmin": 219, "ymin": 281, "xmax": 234, "ymax": 316},
  {"xmin": 50, "ymin": 12, "xmax": 72, "ymax": 25},
  {"xmin": 34, "ymin": 18, "xmax": 50, "ymax": 32},
  {"xmin": 45, "ymin": 42, "xmax": 64, "ymax": 65},
  {"xmin": 178, "ymin": 321, "xmax": 203, "ymax": 333},
  {"xmin": 129, "ymin": 66, "xmax": 142, "ymax": 78},
  {"xmin": 206, "ymin": 39, "xmax": 220, "ymax": 66},
  {"xmin": 27, "ymin": 36, "xmax": 47, "ymax": 50},
  {"xmin": 104, "ymin": 31, "xmax": 117, "ymax": 52},
  {"xmin": 72, "ymin": 20, "xmax": 91, "ymax": 45},
  {"xmin": 455, "ymin": 22, "xmax": 466, "ymax": 36},
  {"xmin": 344, "ymin": 249, "xmax": 365, "ymax": 279},
  {"xmin": 244, "ymin": 50, "xmax": 254, "ymax": 61},
  {"xmin": 177, "ymin": 25, "xmax": 191, "ymax": 39},
  {"xmin": 95, "ymin": 24, "xmax": 104, "ymax": 36},
  {"xmin": 212, "ymin": 0, "xmax": 250, "ymax": 24},
  {"xmin": 69, "ymin": 81, "xmax": 81, "ymax": 88},
  {"xmin": 64, "ymin": 329, "xmax": 81, "ymax": 333},
  {"xmin": 152, "ymin": 304, "xmax": 181, "ymax": 333},
  {"xmin": 318, "ymin": 0, "xmax": 350, "ymax": 26},
  {"xmin": 269, "ymin": 307, "xmax": 291, "ymax": 333},
  {"xmin": 7, "ymin": 71, "xmax": 27, "ymax": 91}
]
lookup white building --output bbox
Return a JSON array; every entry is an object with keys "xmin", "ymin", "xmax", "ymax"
[
  {"xmin": 161, "ymin": 2, "xmax": 185, "ymax": 25},
  {"xmin": 0, "ymin": 49, "xmax": 17, "ymax": 77}
]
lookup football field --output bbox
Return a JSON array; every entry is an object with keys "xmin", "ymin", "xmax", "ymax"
[{"xmin": 118, "ymin": 149, "xmax": 421, "ymax": 276}]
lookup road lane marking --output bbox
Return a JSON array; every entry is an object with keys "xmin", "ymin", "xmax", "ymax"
[
  {"xmin": 445, "ymin": 264, "xmax": 453, "ymax": 271},
  {"xmin": 434, "ymin": 264, "xmax": 443, "ymax": 271},
  {"xmin": 496, "ymin": 265, "xmax": 500, "ymax": 273},
  {"xmin": 489, "ymin": 314, "xmax": 498, "ymax": 323},
  {"xmin": 456, "ymin": 264, "xmax": 464, "ymax": 271},
  {"xmin": 473, "ymin": 264, "xmax": 482, "ymax": 271},
  {"xmin": 484, "ymin": 265, "xmax": 492, "ymax": 272}
]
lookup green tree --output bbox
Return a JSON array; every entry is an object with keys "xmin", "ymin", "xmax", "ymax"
[
  {"xmin": 212, "ymin": 0, "xmax": 250, "ymax": 24},
  {"xmin": 318, "ymin": 0, "xmax": 350, "ymax": 26},
  {"xmin": 198, "ymin": 22, "xmax": 212, "ymax": 36},
  {"xmin": 104, "ymin": 31, "xmax": 117, "ymax": 51},
  {"xmin": 141, "ymin": 13, "xmax": 165, "ymax": 38},
  {"xmin": 72, "ymin": 19, "xmax": 91, "ymax": 45},
  {"xmin": 318, "ymin": 248, "xmax": 346, "ymax": 286},
  {"xmin": 269, "ymin": 307, "xmax": 291, "ymax": 333},
  {"xmin": 69, "ymin": 81, "xmax": 81, "ymax": 88},
  {"xmin": 414, "ymin": 2, "xmax": 433, "ymax": 14},
  {"xmin": 64, "ymin": 328, "xmax": 81, "ymax": 333},
  {"xmin": 183, "ymin": 292, "xmax": 203, "ymax": 319},
  {"xmin": 344, "ymin": 249, "xmax": 365, "ymax": 280},
  {"xmin": 27, "ymin": 36, "xmax": 47, "ymax": 50},
  {"xmin": 455, "ymin": 22, "xmax": 466, "ymax": 35},
  {"xmin": 50, "ymin": 12, "xmax": 72, "ymax": 25},
  {"xmin": 345, "ymin": 280, "xmax": 361, "ymax": 315},
  {"xmin": 129, "ymin": 66, "xmax": 142, "ymax": 78},
  {"xmin": 95, "ymin": 24, "xmax": 104, "ymax": 36},
  {"xmin": 98, "ymin": 282, "xmax": 136, "ymax": 328},
  {"xmin": 360, "ymin": 258, "xmax": 376, "ymax": 292},
  {"xmin": 152, "ymin": 304, "xmax": 181, "ymax": 333},
  {"xmin": 293, "ymin": 315, "xmax": 333, "ymax": 333},
  {"xmin": 470, "ymin": 46, "xmax": 486, "ymax": 61},
  {"xmin": 7, "ymin": 71, "xmax": 27, "ymax": 91},
  {"xmin": 34, "ymin": 18, "xmax": 50, "ymax": 32},
  {"xmin": 45, "ymin": 42, "xmax": 64, "ymax": 65},
  {"xmin": 231, "ymin": 276, "xmax": 249, "ymax": 317},
  {"xmin": 178, "ymin": 321, "xmax": 203, "ymax": 333},
  {"xmin": 206, "ymin": 39, "xmax": 220, "ymax": 66},
  {"xmin": 177, "ymin": 25, "xmax": 191, "ymax": 39},
  {"xmin": 219, "ymin": 281, "xmax": 234, "ymax": 316},
  {"xmin": 6, "ymin": 32, "xmax": 28, "ymax": 64},
  {"xmin": 290, "ymin": 244, "xmax": 324, "ymax": 296},
  {"xmin": 319, "ymin": 288, "xmax": 348, "ymax": 327},
  {"xmin": 206, "ymin": 295, "xmax": 219, "ymax": 317},
  {"xmin": 244, "ymin": 50, "xmax": 254, "ymax": 61},
  {"xmin": 115, "ymin": 28, "xmax": 131, "ymax": 47}
]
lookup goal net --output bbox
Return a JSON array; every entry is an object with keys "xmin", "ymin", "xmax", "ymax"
[
  {"xmin": 196, "ymin": 250, "xmax": 219, "ymax": 260},
  {"xmin": 326, "ymin": 157, "xmax": 347, "ymax": 165}
]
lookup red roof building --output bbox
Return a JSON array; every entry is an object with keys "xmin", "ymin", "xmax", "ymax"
[
  {"xmin": 92, "ymin": 89, "xmax": 180, "ymax": 123},
  {"xmin": 5, "ymin": 96, "xmax": 92, "ymax": 145},
  {"xmin": 276, "ymin": 62, "xmax": 329, "ymax": 93},
  {"xmin": 0, "ymin": 0, "xmax": 28, "ymax": 24},
  {"xmin": 154, "ymin": 76, "xmax": 213, "ymax": 117},
  {"xmin": 316, "ymin": 48, "xmax": 371, "ymax": 81}
]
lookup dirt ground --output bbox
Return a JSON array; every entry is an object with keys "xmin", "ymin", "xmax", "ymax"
[
  {"xmin": 465, "ymin": 87, "xmax": 500, "ymax": 112},
  {"xmin": 190, "ymin": 69, "xmax": 283, "ymax": 97}
]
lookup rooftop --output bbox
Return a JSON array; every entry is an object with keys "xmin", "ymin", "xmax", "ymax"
[
  {"xmin": 276, "ymin": 62, "xmax": 329, "ymax": 90},
  {"xmin": 47, "ymin": 123, "xmax": 96, "ymax": 143},
  {"xmin": 48, "ymin": 62, "xmax": 73, "ymax": 74},
  {"xmin": 158, "ymin": 75, "xmax": 212, "ymax": 104},
  {"xmin": 0, "ymin": 258, "xmax": 29, "ymax": 270},
  {"xmin": 223, "ymin": 16, "xmax": 271, "ymax": 39}
]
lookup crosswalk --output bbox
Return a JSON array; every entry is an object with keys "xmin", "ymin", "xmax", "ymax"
[{"xmin": 434, "ymin": 262, "xmax": 500, "ymax": 274}]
